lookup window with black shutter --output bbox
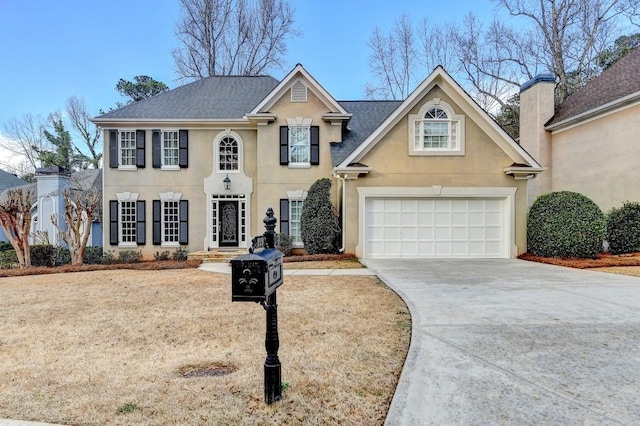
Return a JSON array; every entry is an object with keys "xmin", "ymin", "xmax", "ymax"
[
  {"xmin": 152, "ymin": 130, "xmax": 161, "ymax": 168},
  {"xmin": 136, "ymin": 130, "xmax": 145, "ymax": 168},
  {"xmin": 179, "ymin": 200, "xmax": 189, "ymax": 245},
  {"xmin": 280, "ymin": 126, "xmax": 289, "ymax": 165},
  {"xmin": 279, "ymin": 199, "xmax": 289, "ymax": 235},
  {"xmin": 136, "ymin": 200, "xmax": 146, "ymax": 245},
  {"xmin": 310, "ymin": 126, "xmax": 319, "ymax": 165},
  {"xmin": 152, "ymin": 200, "xmax": 161, "ymax": 245},
  {"xmin": 179, "ymin": 130, "xmax": 188, "ymax": 168},
  {"xmin": 109, "ymin": 200, "xmax": 118, "ymax": 244}
]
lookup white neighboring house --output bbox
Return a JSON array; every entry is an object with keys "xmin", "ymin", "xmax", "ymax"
[{"xmin": 0, "ymin": 167, "xmax": 102, "ymax": 247}]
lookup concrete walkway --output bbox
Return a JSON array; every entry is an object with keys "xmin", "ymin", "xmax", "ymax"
[
  {"xmin": 198, "ymin": 261, "xmax": 376, "ymax": 276},
  {"xmin": 364, "ymin": 259, "xmax": 640, "ymax": 426}
]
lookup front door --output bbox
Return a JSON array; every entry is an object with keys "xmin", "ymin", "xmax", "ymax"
[{"xmin": 219, "ymin": 200, "xmax": 239, "ymax": 247}]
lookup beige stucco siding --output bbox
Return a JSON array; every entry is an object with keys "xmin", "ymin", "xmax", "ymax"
[
  {"xmin": 255, "ymin": 91, "xmax": 340, "ymax": 236},
  {"xmin": 103, "ymin": 127, "xmax": 259, "ymax": 258},
  {"xmin": 342, "ymin": 88, "xmax": 529, "ymax": 257},
  {"xmin": 550, "ymin": 104, "xmax": 640, "ymax": 211}
]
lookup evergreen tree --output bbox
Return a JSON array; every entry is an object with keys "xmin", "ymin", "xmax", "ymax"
[{"xmin": 300, "ymin": 178, "xmax": 340, "ymax": 254}]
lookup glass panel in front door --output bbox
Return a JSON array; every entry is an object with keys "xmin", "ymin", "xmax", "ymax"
[{"xmin": 219, "ymin": 201, "xmax": 238, "ymax": 246}]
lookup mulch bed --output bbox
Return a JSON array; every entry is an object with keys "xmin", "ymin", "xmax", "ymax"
[
  {"xmin": 0, "ymin": 259, "xmax": 203, "ymax": 278},
  {"xmin": 519, "ymin": 252, "xmax": 640, "ymax": 269}
]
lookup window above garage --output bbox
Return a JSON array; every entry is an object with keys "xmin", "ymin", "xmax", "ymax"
[{"xmin": 409, "ymin": 98, "xmax": 465, "ymax": 156}]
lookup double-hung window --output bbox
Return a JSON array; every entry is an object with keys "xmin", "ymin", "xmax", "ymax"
[
  {"xmin": 120, "ymin": 131, "xmax": 137, "ymax": 167},
  {"xmin": 162, "ymin": 131, "xmax": 179, "ymax": 167},
  {"xmin": 409, "ymin": 99, "xmax": 465, "ymax": 156},
  {"xmin": 289, "ymin": 200, "xmax": 304, "ymax": 246},
  {"xmin": 120, "ymin": 200, "xmax": 137, "ymax": 244},
  {"xmin": 153, "ymin": 193, "xmax": 188, "ymax": 246},
  {"xmin": 289, "ymin": 126, "xmax": 310, "ymax": 165}
]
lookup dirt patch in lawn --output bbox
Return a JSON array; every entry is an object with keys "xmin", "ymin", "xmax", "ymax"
[
  {"xmin": 519, "ymin": 252, "xmax": 640, "ymax": 277},
  {"xmin": 0, "ymin": 269, "xmax": 410, "ymax": 425}
]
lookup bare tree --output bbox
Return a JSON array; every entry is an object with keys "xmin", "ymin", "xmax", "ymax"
[
  {"xmin": 65, "ymin": 96, "xmax": 102, "ymax": 169},
  {"xmin": 491, "ymin": 0, "xmax": 640, "ymax": 102},
  {"xmin": 173, "ymin": 0, "xmax": 299, "ymax": 79},
  {"xmin": 0, "ymin": 188, "xmax": 33, "ymax": 268},
  {"xmin": 365, "ymin": 14, "xmax": 419, "ymax": 100},
  {"xmin": 51, "ymin": 189, "xmax": 100, "ymax": 266},
  {"xmin": 366, "ymin": 0, "xmax": 639, "ymax": 106},
  {"xmin": 1, "ymin": 114, "xmax": 49, "ymax": 172}
]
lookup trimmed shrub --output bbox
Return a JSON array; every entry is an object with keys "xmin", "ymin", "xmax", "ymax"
[
  {"xmin": 30, "ymin": 245, "xmax": 57, "ymax": 267},
  {"xmin": 0, "ymin": 241, "xmax": 14, "ymax": 252},
  {"xmin": 527, "ymin": 191, "xmax": 605, "ymax": 258},
  {"xmin": 300, "ymin": 178, "xmax": 341, "ymax": 254},
  {"xmin": 154, "ymin": 250, "xmax": 171, "ymax": 261},
  {"xmin": 606, "ymin": 201, "xmax": 640, "ymax": 254},
  {"xmin": 83, "ymin": 247, "xmax": 104, "ymax": 265},
  {"xmin": 172, "ymin": 246, "xmax": 190, "ymax": 261},
  {"xmin": 118, "ymin": 250, "xmax": 142, "ymax": 263},
  {"xmin": 0, "ymin": 249, "xmax": 18, "ymax": 268},
  {"xmin": 276, "ymin": 233, "xmax": 294, "ymax": 256}
]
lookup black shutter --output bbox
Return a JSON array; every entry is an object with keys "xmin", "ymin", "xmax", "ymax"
[
  {"xmin": 179, "ymin": 130, "xmax": 188, "ymax": 168},
  {"xmin": 280, "ymin": 126, "xmax": 289, "ymax": 165},
  {"xmin": 136, "ymin": 130, "xmax": 145, "ymax": 168},
  {"xmin": 179, "ymin": 200, "xmax": 189, "ymax": 245},
  {"xmin": 152, "ymin": 130, "xmax": 161, "ymax": 168},
  {"xmin": 109, "ymin": 200, "xmax": 118, "ymax": 245},
  {"xmin": 109, "ymin": 130, "xmax": 118, "ymax": 168},
  {"xmin": 310, "ymin": 126, "xmax": 320, "ymax": 165},
  {"xmin": 136, "ymin": 200, "xmax": 146, "ymax": 245},
  {"xmin": 152, "ymin": 200, "xmax": 161, "ymax": 245},
  {"xmin": 279, "ymin": 199, "xmax": 289, "ymax": 235}
]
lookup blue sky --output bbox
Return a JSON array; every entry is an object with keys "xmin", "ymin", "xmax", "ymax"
[{"xmin": 0, "ymin": 0, "xmax": 498, "ymax": 131}]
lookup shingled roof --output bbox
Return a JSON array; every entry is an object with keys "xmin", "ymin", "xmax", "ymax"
[
  {"xmin": 95, "ymin": 76, "xmax": 280, "ymax": 120},
  {"xmin": 331, "ymin": 101, "xmax": 402, "ymax": 167},
  {"xmin": 547, "ymin": 47, "xmax": 640, "ymax": 126},
  {"xmin": 0, "ymin": 169, "xmax": 27, "ymax": 192}
]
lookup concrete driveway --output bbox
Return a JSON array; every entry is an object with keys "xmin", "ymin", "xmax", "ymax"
[{"xmin": 363, "ymin": 259, "xmax": 640, "ymax": 426}]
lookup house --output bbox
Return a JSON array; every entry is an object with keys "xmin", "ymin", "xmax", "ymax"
[
  {"xmin": 0, "ymin": 167, "xmax": 102, "ymax": 247},
  {"xmin": 520, "ymin": 47, "xmax": 640, "ymax": 211},
  {"xmin": 0, "ymin": 169, "xmax": 28, "ymax": 243},
  {"xmin": 92, "ymin": 64, "xmax": 543, "ymax": 259}
]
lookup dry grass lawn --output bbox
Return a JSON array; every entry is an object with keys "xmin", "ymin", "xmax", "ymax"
[{"xmin": 0, "ymin": 269, "xmax": 409, "ymax": 425}]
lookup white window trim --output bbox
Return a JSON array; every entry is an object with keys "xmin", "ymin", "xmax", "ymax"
[
  {"xmin": 161, "ymin": 129, "xmax": 180, "ymax": 171},
  {"xmin": 287, "ymin": 117, "xmax": 313, "ymax": 168},
  {"xmin": 287, "ymin": 190, "xmax": 307, "ymax": 247},
  {"xmin": 214, "ymin": 129, "xmax": 243, "ymax": 174},
  {"xmin": 116, "ymin": 192, "xmax": 139, "ymax": 247},
  {"xmin": 408, "ymin": 98, "xmax": 465, "ymax": 156},
  {"xmin": 118, "ymin": 130, "xmax": 137, "ymax": 171},
  {"xmin": 159, "ymin": 192, "xmax": 183, "ymax": 247}
]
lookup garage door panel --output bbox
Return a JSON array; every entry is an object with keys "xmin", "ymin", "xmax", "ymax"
[{"xmin": 365, "ymin": 196, "xmax": 507, "ymax": 258}]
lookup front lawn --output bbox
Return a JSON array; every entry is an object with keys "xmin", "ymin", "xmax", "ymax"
[{"xmin": 0, "ymin": 269, "xmax": 410, "ymax": 425}]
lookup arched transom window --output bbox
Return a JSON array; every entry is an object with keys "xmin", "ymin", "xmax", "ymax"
[{"xmin": 219, "ymin": 136, "xmax": 239, "ymax": 171}]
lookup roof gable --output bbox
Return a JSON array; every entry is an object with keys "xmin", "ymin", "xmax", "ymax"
[
  {"xmin": 548, "ymin": 47, "xmax": 640, "ymax": 127},
  {"xmin": 93, "ymin": 76, "xmax": 279, "ymax": 122},
  {"xmin": 250, "ymin": 64, "xmax": 349, "ymax": 115},
  {"xmin": 337, "ymin": 66, "xmax": 542, "ymax": 169}
]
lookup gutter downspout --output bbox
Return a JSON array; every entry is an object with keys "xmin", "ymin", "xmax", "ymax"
[{"xmin": 335, "ymin": 173, "xmax": 347, "ymax": 253}]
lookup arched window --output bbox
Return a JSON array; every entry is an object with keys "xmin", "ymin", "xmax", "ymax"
[
  {"xmin": 410, "ymin": 99, "xmax": 465, "ymax": 155},
  {"xmin": 218, "ymin": 136, "xmax": 239, "ymax": 171}
]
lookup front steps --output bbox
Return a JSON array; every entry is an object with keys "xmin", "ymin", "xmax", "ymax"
[{"xmin": 188, "ymin": 249, "xmax": 248, "ymax": 263}]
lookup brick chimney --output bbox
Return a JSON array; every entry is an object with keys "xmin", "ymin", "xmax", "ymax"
[{"xmin": 519, "ymin": 74, "xmax": 555, "ymax": 206}]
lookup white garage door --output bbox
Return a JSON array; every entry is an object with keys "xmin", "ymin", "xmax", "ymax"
[{"xmin": 365, "ymin": 198, "xmax": 507, "ymax": 258}]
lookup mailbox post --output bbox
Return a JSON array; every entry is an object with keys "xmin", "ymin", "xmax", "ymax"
[{"xmin": 230, "ymin": 208, "xmax": 284, "ymax": 404}]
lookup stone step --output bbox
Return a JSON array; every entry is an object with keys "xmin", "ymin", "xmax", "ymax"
[{"xmin": 188, "ymin": 249, "xmax": 247, "ymax": 263}]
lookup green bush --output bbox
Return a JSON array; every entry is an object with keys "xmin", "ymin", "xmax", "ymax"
[
  {"xmin": 101, "ymin": 250, "xmax": 117, "ymax": 265},
  {"xmin": 0, "ymin": 249, "xmax": 18, "ymax": 269},
  {"xmin": 154, "ymin": 250, "xmax": 170, "ymax": 261},
  {"xmin": 118, "ymin": 250, "xmax": 142, "ymax": 263},
  {"xmin": 300, "ymin": 178, "xmax": 341, "ymax": 255},
  {"xmin": 276, "ymin": 233, "xmax": 294, "ymax": 256},
  {"xmin": 527, "ymin": 191, "xmax": 605, "ymax": 258},
  {"xmin": 30, "ymin": 245, "xmax": 57, "ymax": 267},
  {"xmin": 606, "ymin": 201, "xmax": 640, "ymax": 254},
  {"xmin": 83, "ymin": 247, "xmax": 104, "ymax": 265},
  {"xmin": 172, "ymin": 246, "xmax": 189, "ymax": 261},
  {"xmin": 0, "ymin": 241, "xmax": 14, "ymax": 252}
]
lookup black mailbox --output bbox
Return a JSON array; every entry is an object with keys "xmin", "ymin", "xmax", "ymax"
[{"xmin": 231, "ymin": 248, "xmax": 283, "ymax": 302}]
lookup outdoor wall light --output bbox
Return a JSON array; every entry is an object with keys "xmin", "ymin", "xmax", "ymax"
[{"xmin": 223, "ymin": 174, "xmax": 231, "ymax": 191}]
